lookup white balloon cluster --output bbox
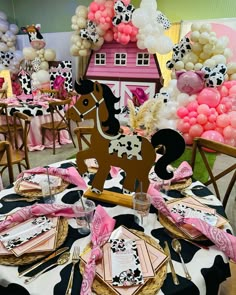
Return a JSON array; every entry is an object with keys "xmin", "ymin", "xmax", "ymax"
[
  {"xmin": 0, "ymin": 11, "xmax": 23, "ymax": 73},
  {"xmin": 131, "ymin": 0, "xmax": 173, "ymax": 54},
  {"xmin": 22, "ymin": 47, "xmax": 56, "ymax": 71},
  {"xmin": 169, "ymin": 23, "xmax": 236, "ymax": 81},
  {"xmin": 155, "ymin": 79, "xmax": 197, "ymax": 130},
  {"xmin": 70, "ymin": 6, "xmax": 93, "ymax": 57}
]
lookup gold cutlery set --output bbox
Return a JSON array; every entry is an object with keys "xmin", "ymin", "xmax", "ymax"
[
  {"xmin": 19, "ymin": 246, "xmax": 80, "ymax": 291},
  {"xmin": 164, "ymin": 239, "xmax": 192, "ymax": 285}
]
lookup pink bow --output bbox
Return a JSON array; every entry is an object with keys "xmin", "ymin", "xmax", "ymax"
[
  {"xmin": 17, "ymin": 166, "xmax": 87, "ymax": 190},
  {"xmin": 80, "ymin": 205, "xmax": 116, "ymax": 295}
]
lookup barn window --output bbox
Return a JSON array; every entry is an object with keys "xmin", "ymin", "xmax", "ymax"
[
  {"xmin": 95, "ymin": 53, "xmax": 106, "ymax": 65},
  {"xmin": 136, "ymin": 53, "xmax": 150, "ymax": 66},
  {"xmin": 114, "ymin": 53, "xmax": 127, "ymax": 65}
]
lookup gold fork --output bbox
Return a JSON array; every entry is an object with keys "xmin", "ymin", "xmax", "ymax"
[{"xmin": 65, "ymin": 245, "xmax": 80, "ymax": 295}]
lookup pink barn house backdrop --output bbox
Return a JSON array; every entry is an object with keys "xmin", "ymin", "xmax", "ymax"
[{"xmin": 84, "ymin": 41, "xmax": 163, "ymax": 108}]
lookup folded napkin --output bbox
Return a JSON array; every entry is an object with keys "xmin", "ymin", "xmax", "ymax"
[
  {"xmin": 17, "ymin": 166, "xmax": 87, "ymax": 190},
  {"xmin": 80, "ymin": 205, "xmax": 116, "ymax": 295},
  {"xmin": 148, "ymin": 185, "xmax": 236, "ymax": 262},
  {"xmin": 0, "ymin": 203, "xmax": 91, "ymax": 232}
]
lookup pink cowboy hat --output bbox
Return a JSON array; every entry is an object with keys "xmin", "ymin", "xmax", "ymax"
[{"xmin": 131, "ymin": 87, "xmax": 148, "ymax": 104}]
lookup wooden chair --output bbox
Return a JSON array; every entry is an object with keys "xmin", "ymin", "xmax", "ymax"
[
  {"xmin": 0, "ymin": 140, "xmax": 14, "ymax": 185},
  {"xmin": 41, "ymin": 98, "xmax": 76, "ymax": 154},
  {"xmin": 40, "ymin": 89, "xmax": 59, "ymax": 98},
  {"xmin": 0, "ymin": 89, "xmax": 7, "ymax": 99},
  {"xmin": 0, "ymin": 102, "xmax": 22, "ymax": 145},
  {"xmin": 74, "ymin": 125, "xmax": 93, "ymax": 151},
  {"xmin": 0, "ymin": 112, "xmax": 31, "ymax": 184},
  {"xmin": 190, "ymin": 137, "xmax": 236, "ymax": 208}
]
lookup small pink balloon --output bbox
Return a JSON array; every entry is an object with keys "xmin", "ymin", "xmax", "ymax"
[
  {"xmin": 201, "ymin": 130, "xmax": 224, "ymax": 143},
  {"xmin": 177, "ymin": 121, "xmax": 190, "ymax": 133},
  {"xmin": 189, "ymin": 111, "xmax": 197, "ymax": 118},
  {"xmin": 189, "ymin": 117, "xmax": 197, "ymax": 125},
  {"xmin": 229, "ymin": 85, "xmax": 236, "ymax": 96},
  {"xmin": 219, "ymin": 85, "xmax": 228, "ymax": 97},
  {"xmin": 208, "ymin": 114, "xmax": 217, "ymax": 123},
  {"xmin": 187, "ymin": 101, "xmax": 199, "ymax": 112},
  {"xmin": 197, "ymin": 113, "xmax": 208, "ymax": 125},
  {"xmin": 216, "ymin": 114, "xmax": 230, "ymax": 128},
  {"xmin": 183, "ymin": 133, "xmax": 193, "ymax": 145},
  {"xmin": 197, "ymin": 104, "xmax": 211, "ymax": 116},
  {"xmin": 231, "ymin": 128, "xmax": 236, "ymax": 139},
  {"xmin": 216, "ymin": 103, "xmax": 227, "ymax": 114},
  {"xmin": 189, "ymin": 124, "xmax": 203, "ymax": 137},
  {"xmin": 215, "ymin": 127, "xmax": 223, "ymax": 135},
  {"xmin": 197, "ymin": 88, "xmax": 221, "ymax": 107},
  {"xmin": 204, "ymin": 122, "xmax": 216, "ymax": 131},
  {"xmin": 223, "ymin": 125, "xmax": 233, "ymax": 139},
  {"xmin": 90, "ymin": 2, "xmax": 99, "ymax": 12},
  {"xmin": 177, "ymin": 107, "xmax": 189, "ymax": 118},
  {"xmin": 183, "ymin": 116, "xmax": 190, "ymax": 122},
  {"xmin": 230, "ymin": 115, "xmax": 236, "ymax": 128}
]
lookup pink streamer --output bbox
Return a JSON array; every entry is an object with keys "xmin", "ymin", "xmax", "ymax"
[
  {"xmin": 17, "ymin": 166, "xmax": 87, "ymax": 190},
  {"xmin": 149, "ymin": 186, "xmax": 236, "ymax": 262},
  {"xmin": 80, "ymin": 205, "xmax": 116, "ymax": 295}
]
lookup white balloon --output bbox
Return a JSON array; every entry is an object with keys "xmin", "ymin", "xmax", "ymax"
[
  {"xmin": 132, "ymin": 8, "xmax": 149, "ymax": 28},
  {"xmin": 0, "ymin": 19, "xmax": 9, "ymax": 33},
  {"xmin": 9, "ymin": 24, "xmax": 19, "ymax": 34},
  {"xmin": 44, "ymin": 48, "xmax": 56, "ymax": 61},
  {"xmin": 35, "ymin": 70, "xmax": 50, "ymax": 83},
  {"xmin": 0, "ymin": 11, "xmax": 7, "ymax": 20},
  {"xmin": 0, "ymin": 42, "xmax": 8, "ymax": 51},
  {"xmin": 155, "ymin": 35, "xmax": 173, "ymax": 54}
]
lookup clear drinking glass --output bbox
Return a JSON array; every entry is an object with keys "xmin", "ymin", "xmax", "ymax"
[
  {"xmin": 133, "ymin": 192, "xmax": 151, "ymax": 226},
  {"xmin": 76, "ymin": 199, "xmax": 95, "ymax": 235},
  {"xmin": 39, "ymin": 181, "xmax": 56, "ymax": 204}
]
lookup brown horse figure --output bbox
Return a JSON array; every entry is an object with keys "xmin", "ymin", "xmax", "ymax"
[{"xmin": 67, "ymin": 80, "xmax": 185, "ymax": 194}]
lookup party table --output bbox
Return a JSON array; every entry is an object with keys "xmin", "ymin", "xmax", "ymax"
[
  {"xmin": 0, "ymin": 159, "xmax": 232, "ymax": 295},
  {"xmin": 0, "ymin": 96, "xmax": 72, "ymax": 151}
]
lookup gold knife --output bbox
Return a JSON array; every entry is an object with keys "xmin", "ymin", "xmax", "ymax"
[
  {"xmin": 164, "ymin": 241, "xmax": 180, "ymax": 285},
  {"xmin": 18, "ymin": 247, "xmax": 69, "ymax": 277}
]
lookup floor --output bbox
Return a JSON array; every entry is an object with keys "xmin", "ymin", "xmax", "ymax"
[{"xmin": 1, "ymin": 136, "xmax": 236, "ymax": 295}]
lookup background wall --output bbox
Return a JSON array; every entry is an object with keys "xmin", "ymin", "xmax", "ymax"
[{"xmin": 1, "ymin": 0, "xmax": 236, "ymax": 33}]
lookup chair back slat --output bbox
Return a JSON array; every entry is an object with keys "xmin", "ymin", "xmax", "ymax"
[{"xmin": 191, "ymin": 137, "xmax": 236, "ymax": 208}]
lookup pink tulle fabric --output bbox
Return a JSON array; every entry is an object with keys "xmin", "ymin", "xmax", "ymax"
[{"xmin": 80, "ymin": 205, "xmax": 116, "ymax": 295}]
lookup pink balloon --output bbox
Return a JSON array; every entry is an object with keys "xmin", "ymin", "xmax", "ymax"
[
  {"xmin": 197, "ymin": 104, "xmax": 211, "ymax": 116},
  {"xmin": 224, "ymin": 138, "xmax": 236, "ymax": 147},
  {"xmin": 216, "ymin": 114, "xmax": 230, "ymax": 128},
  {"xmin": 189, "ymin": 111, "xmax": 197, "ymax": 118},
  {"xmin": 177, "ymin": 120, "xmax": 190, "ymax": 133},
  {"xmin": 197, "ymin": 114, "xmax": 208, "ymax": 125},
  {"xmin": 208, "ymin": 114, "xmax": 217, "ymax": 122},
  {"xmin": 183, "ymin": 133, "xmax": 193, "ymax": 145},
  {"xmin": 90, "ymin": 2, "xmax": 99, "ymax": 12},
  {"xmin": 229, "ymin": 112, "xmax": 236, "ymax": 128},
  {"xmin": 104, "ymin": 30, "xmax": 113, "ymax": 42},
  {"xmin": 176, "ymin": 70, "xmax": 205, "ymax": 95},
  {"xmin": 189, "ymin": 124, "xmax": 203, "ymax": 137},
  {"xmin": 215, "ymin": 127, "xmax": 223, "ymax": 135},
  {"xmin": 223, "ymin": 125, "xmax": 233, "ymax": 139},
  {"xmin": 189, "ymin": 117, "xmax": 197, "ymax": 125},
  {"xmin": 177, "ymin": 107, "xmax": 189, "ymax": 118},
  {"xmin": 216, "ymin": 103, "xmax": 227, "ymax": 114},
  {"xmin": 187, "ymin": 101, "xmax": 199, "ymax": 112},
  {"xmin": 219, "ymin": 85, "xmax": 228, "ymax": 97},
  {"xmin": 201, "ymin": 130, "xmax": 224, "ymax": 143},
  {"xmin": 183, "ymin": 117, "xmax": 190, "ymax": 122},
  {"xmin": 204, "ymin": 122, "xmax": 216, "ymax": 131},
  {"xmin": 229, "ymin": 85, "xmax": 236, "ymax": 96},
  {"xmin": 197, "ymin": 88, "xmax": 221, "ymax": 107}
]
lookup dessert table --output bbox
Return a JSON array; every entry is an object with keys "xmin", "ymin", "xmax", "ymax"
[
  {"xmin": 0, "ymin": 159, "xmax": 232, "ymax": 295},
  {"xmin": 0, "ymin": 96, "xmax": 72, "ymax": 151}
]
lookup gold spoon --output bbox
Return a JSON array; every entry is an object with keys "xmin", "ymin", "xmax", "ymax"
[
  {"xmin": 171, "ymin": 239, "xmax": 192, "ymax": 280},
  {"xmin": 24, "ymin": 252, "xmax": 70, "ymax": 284}
]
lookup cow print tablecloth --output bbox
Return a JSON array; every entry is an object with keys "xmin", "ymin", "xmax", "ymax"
[{"xmin": 0, "ymin": 160, "xmax": 231, "ymax": 295}]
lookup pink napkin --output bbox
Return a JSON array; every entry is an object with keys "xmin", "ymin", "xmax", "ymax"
[
  {"xmin": 17, "ymin": 166, "xmax": 87, "ymax": 190},
  {"xmin": 0, "ymin": 204, "xmax": 88, "ymax": 232},
  {"xmin": 148, "ymin": 186, "xmax": 236, "ymax": 262},
  {"xmin": 80, "ymin": 205, "xmax": 116, "ymax": 295}
]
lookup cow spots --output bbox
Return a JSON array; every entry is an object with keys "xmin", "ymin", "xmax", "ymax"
[{"xmin": 109, "ymin": 135, "xmax": 142, "ymax": 160}]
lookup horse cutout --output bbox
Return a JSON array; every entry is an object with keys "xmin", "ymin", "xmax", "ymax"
[{"xmin": 67, "ymin": 79, "xmax": 185, "ymax": 194}]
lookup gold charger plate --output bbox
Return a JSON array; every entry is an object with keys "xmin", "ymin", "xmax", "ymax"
[
  {"xmin": 169, "ymin": 178, "xmax": 192, "ymax": 190},
  {"xmin": 14, "ymin": 178, "xmax": 69, "ymax": 198},
  {"xmin": 0, "ymin": 217, "xmax": 68, "ymax": 265},
  {"xmin": 80, "ymin": 229, "xmax": 167, "ymax": 295}
]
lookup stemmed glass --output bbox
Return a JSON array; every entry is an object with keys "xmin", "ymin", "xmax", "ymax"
[{"xmin": 133, "ymin": 192, "xmax": 151, "ymax": 226}]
